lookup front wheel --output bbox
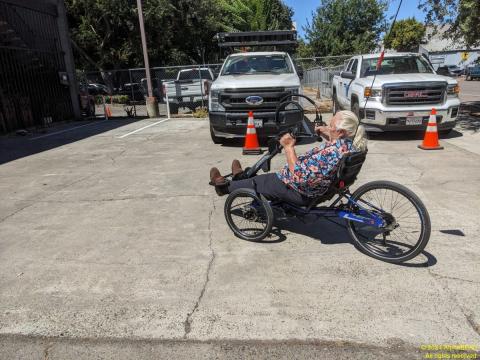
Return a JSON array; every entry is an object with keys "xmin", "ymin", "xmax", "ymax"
[
  {"xmin": 347, "ymin": 181, "xmax": 431, "ymax": 263},
  {"xmin": 224, "ymin": 188, "xmax": 274, "ymax": 242}
]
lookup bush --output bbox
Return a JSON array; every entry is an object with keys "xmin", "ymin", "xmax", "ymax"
[
  {"xmin": 192, "ymin": 106, "xmax": 208, "ymax": 118},
  {"xmin": 95, "ymin": 95, "xmax": 130, "ymax": 105}
]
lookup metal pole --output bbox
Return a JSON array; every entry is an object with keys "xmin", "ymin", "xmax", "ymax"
[
  {"xmin": 136, "ymin": 0, "xmax": 158, "ymax": 117},
  {"xmin": 137, "ymin": 0, "xmax": 152, "ymax": 97}
]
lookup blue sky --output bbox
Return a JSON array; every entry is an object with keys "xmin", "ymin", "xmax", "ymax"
[{"xmin": 283, "ymin": 0, "xmax": 425, "ymax": 38}]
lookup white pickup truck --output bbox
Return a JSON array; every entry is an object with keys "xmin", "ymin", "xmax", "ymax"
[
  {"xmin": 208, "ymin": 51, "xmax": 303, "ymax": 143},
  {"xmin": 332, "ymin": 53, "xmax": 460, "ymax": 132},
  {"xmin": 163, "ymin": 68, "xmax": 214, "ymax": 114}
]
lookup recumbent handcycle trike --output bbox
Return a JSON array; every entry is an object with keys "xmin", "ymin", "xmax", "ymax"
[{"xmin": 220, "ymin": 95, "xmax": 431, "ymax": 264}]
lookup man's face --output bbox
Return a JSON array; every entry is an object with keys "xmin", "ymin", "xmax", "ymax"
[{"xmin": 329, "ymin": 113, "xmax": 346, "ymax": 139}]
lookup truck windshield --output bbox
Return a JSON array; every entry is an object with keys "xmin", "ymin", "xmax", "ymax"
[
  {"xmin": 178, "ymin": 69, "xmax": 213, "ymax": 81},
  {"xmin": 221, "ymin": 55, "xmax": 293, "ymax": 75},
  {"xmin": 360, "ymin": 56, "xmax": 433, "ymax": 77}
]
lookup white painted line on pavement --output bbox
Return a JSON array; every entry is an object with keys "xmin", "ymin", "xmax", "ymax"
[
  {"xmin": 30, "ymin": 121, "xmax": 106, "ymax": 140},
  {"xmin": 461, "ymin": 93, "xmax": 480, "ymax": 97},
  {"xmin": 117, "ymin": 118, "xmax": 169, "ymax": 138}
]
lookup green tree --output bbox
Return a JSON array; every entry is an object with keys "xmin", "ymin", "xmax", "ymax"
[
  {"xmin": 218, "ymin": 0, "xmax": 293, "ymax": 32},
  {"xmin": 66, "ymin": 0, "xmax": 294, "ymax": 70},
  {"xmin": 304, "ymin": 0, "xmax": 387, "ymax": 57},
  {"xmin": 419, "ymin": 0, "xmax": 480, "ymax": 48},
  {"xmin": 383, "ymin": 18, "xmax": 426, "ymax": 52}
]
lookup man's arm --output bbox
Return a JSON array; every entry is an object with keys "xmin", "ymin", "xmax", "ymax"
[
  {"xmin": 284, "ymin": 145, "xmax": 298, "ymax": 173},
  {"xmin": 279, "ymin": 134, "xmax": 298, "ymax": 172}
]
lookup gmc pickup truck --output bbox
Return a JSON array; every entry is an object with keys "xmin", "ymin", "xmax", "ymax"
[
  {"xmin": 208, "ymin": 51, "xmax": 303, "ymax": 143},
  {"xmin": 332, "ymin": 53, "xmax": 460, "ymax": 132}
]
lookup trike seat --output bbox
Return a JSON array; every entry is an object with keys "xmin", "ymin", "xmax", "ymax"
[{"xmin": 305, "ymin": 150, "xmax": 368, "ymax": 209}]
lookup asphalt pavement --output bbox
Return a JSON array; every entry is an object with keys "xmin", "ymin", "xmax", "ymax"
[{"xmin": 0, "ymin": 92, "xmax": 479, "ymax": 358}]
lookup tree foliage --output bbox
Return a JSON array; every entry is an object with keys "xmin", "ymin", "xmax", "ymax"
[
  {"xmin": 303, "ymin": 0, "xmax": 387, "ymax": 57},
  {"xmin": 66, "ymin": 0, "xmax": 293, "ymax": 70},
  {"xmin": 383, "ymin": 18, "xmax": 425, "ymax": 52},
  {"xmin": 419, "ymin": 0, "xmax": 480, "ymax": 48}
]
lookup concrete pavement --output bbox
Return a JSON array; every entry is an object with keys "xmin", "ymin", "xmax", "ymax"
[{"xmin": 0, "ymin": 115, "xmax": 479, "ymax": 359}]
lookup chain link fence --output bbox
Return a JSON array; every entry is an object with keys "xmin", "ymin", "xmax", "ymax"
[
  {"xmin": 77, "ymin": 63, "xmax": 223, "ymax": 118},
  {"xmin": 75, "ymin": 55, "xmax": 352, "ymax": 119},
  {"xmin": 296, "ymin": 55, "xmax": 352, "ymax": 100}
]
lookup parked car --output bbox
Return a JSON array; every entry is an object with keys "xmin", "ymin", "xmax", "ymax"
[
  {"xmin": 119, "ymin": 83, "xmax": 144, "ymax": 101},
  {"xmin": 436, "ymin": 65, "xmax": 462, "ymax": 77},
  {"xmin": 332, "ymin": 52, "xmax": 460, "ymax": 133},
  {"xmin": 465, "ymin": 61, "xmax": 480, "ymax": 81},
  {"xmin": 87, "ymin": 83, "xmax": 109, "ymax": 95},
  {"xmin": 162, "ymin": 68, "xmax": 214, "ymax": 114},
  {"xmin": 208, "ymin": 52, "xmax": 303, "ymax": 143},
  {"xmin": 79, "ymin": 84, "xmax": 96, "ymax": 117}
]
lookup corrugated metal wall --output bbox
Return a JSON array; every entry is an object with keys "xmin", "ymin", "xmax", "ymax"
[{"xmin": 0, "ymin": 0, "xmax": 74, "ymax": 133}]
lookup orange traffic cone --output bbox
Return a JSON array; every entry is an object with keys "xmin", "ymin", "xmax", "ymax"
[
  {"xmin": 418, "ymin": 108, "xmax": 443, "ymax": 150},
  {"xmin": 243, "ymin": 111, "xmax": 262, "ymax": 155},
  {"xmin": 104, "ymin": 105, "xmax": 112, "ymax": 118}
]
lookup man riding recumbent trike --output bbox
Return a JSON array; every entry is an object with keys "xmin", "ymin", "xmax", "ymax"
[{"xmin": 209, "ymin": 95, "xmax": 431, "ymax": 264}]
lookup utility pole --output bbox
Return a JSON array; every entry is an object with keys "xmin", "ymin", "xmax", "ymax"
[{"xmin": 136, "ymin": 0, "xmax": 159, "ymax": 117}]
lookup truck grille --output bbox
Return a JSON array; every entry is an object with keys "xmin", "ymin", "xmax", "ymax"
[
  {"xmin": 384, "ymin": 82, "xmax": 446, "ymax": 105},
  {"xmin": 220, "ymin": 87, "xmax": 290, "ymax": 112}
]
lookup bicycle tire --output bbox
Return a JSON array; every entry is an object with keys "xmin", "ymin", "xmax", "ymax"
[
  {"xmin": 224, "ymin": 188, "xmax": 273, "ymax": 242},
  {"xmin": 347, "ymin": 180, "xmax": 431, "ymax": 263}
]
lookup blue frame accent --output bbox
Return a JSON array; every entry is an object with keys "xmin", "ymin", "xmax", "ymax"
[{"xmin": 272, "ymin": 193, "xmax": 386, "ymax": 229}]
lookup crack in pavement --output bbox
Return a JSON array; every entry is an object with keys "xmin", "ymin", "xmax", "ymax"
[
  {"xmin": 427, "ymin": 270, "xmax": 480, "ymax": 338},
  {"xmin": 0, "ymin": 173, "xmax": 96, "ymax": 224},
  {"xmin": 183, "ymin": 197, "xmax": 217, "ymax": 338},
  {"xmin": 43, "ymin": 341, "xmax": 53, "ymax": 360}
]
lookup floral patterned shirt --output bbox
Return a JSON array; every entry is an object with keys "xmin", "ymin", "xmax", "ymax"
[{"xmin": 276, "ymin": 138, "xmax": 355, "ymax": 197}]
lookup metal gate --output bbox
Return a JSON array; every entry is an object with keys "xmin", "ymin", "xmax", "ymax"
[{"xmin": 0, "ymin": 0, "xmax": 73, "ymax": 133}]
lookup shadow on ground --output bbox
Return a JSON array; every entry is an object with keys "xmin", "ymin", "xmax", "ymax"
[
  {"xmin": 268, "ymin": 217, "xmax": 437, "ymax": 267},
  {"xmin": 457, "ymin": 101, "xmax": 480, "ymax": 132},
  {"xmin": 0, "ymin": 117, "xmax": 145, "ymax": 165}
]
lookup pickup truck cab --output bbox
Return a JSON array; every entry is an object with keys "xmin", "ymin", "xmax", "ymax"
[
  {"xmin": 466, "ymin": 61, "xmax": 480, "ymax": 81},
  {"xmin": 163, "ymin": 68, "xmax": 214, "ymax": 114},
  {"xmin": 332, "ymin": 53, "xmax": 460, "ymax": 132},
  {"xmin": 208, "ymin": 51, "xmax": 303, "ymax": 143}
]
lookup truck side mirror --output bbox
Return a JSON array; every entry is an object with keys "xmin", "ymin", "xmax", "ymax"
[
  {"xmin": 297, "ymin": 66, "xmax": 304, "ymax": 79},
  {"xmin": 340, "ymin": 71, "xmax": 355, "ymax": 80}
]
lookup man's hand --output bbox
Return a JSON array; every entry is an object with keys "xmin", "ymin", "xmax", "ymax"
[
  {"xmin": 279, "ymin": 133, "xmax": 296, "ymax": 148},
  {"xmin": 315, "ymin": 125, "xmax": 330, "ymax": 140}
]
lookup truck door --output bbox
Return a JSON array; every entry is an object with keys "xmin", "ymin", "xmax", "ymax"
[
  {"xmin": 337, "ymin": 59, "xmax": 352, "ymax": 109},
  {"xmin": 343, "ymin": 59, "xmax": 358, "ymax": 110}
]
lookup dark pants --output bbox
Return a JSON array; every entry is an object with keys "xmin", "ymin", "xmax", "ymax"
[{"xmin": 227, "ymin": 173, "xmax": 311, "ymax": 206}]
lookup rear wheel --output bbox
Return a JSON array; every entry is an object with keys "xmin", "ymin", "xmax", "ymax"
[
  {"xmin": 224, "ymin": 188, "xmax": 273, "ymax": 242},
  {"xmin": 347, "ymin": 181, "xmax": 431, "ymax": 263}
]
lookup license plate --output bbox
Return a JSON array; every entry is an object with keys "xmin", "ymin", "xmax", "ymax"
[
  {"xmin": 406, "ymin": 116, "xmax": 422, "ymax": 125},
  {"xmin": 254, "ymin": 119, "xmax": 263, "ymax": 128}
]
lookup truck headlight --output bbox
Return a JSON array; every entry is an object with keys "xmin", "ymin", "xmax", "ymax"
[
  {"xmin": 364, "ymin": 87, "xmax": 382, "ymax": 98},
  {"xmin": 447, "ymin": 84, "xmax": 459, "ymax": 97},
  {"xmin": 209, "ymin": 89, "xmax": 224, "ymax": 111},
  {"xmin": 284, "ymin": 87, "xmax": 300, "ymax": 108}
]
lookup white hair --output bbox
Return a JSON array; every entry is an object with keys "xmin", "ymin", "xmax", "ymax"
[{"xmin": 335, "ymin": 110, "xmax": 368, "ymax": 152}]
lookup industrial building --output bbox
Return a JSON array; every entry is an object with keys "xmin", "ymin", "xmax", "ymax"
[{"xmin": 0, "ymin": 0, "xmax": 79, "ymax": 134}]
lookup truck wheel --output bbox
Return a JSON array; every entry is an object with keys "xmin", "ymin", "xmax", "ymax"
[
  {"xmin": 169, "ymin": 104, "xmax": 179, "ymax": 114},
  {"xmin": 210, "ymin": 124, "xmax": 223, "ymax": 144},
  {"xmin": 352, "ymin": 100, "xmax": 360, "ymax": 119},
  {"xmin": 332, "ymin": 92, "xmax": 339, "ymax": 114},
  {"xmin": 466, "ymin": 75, "xmax": 472, "ymax": 81}
]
